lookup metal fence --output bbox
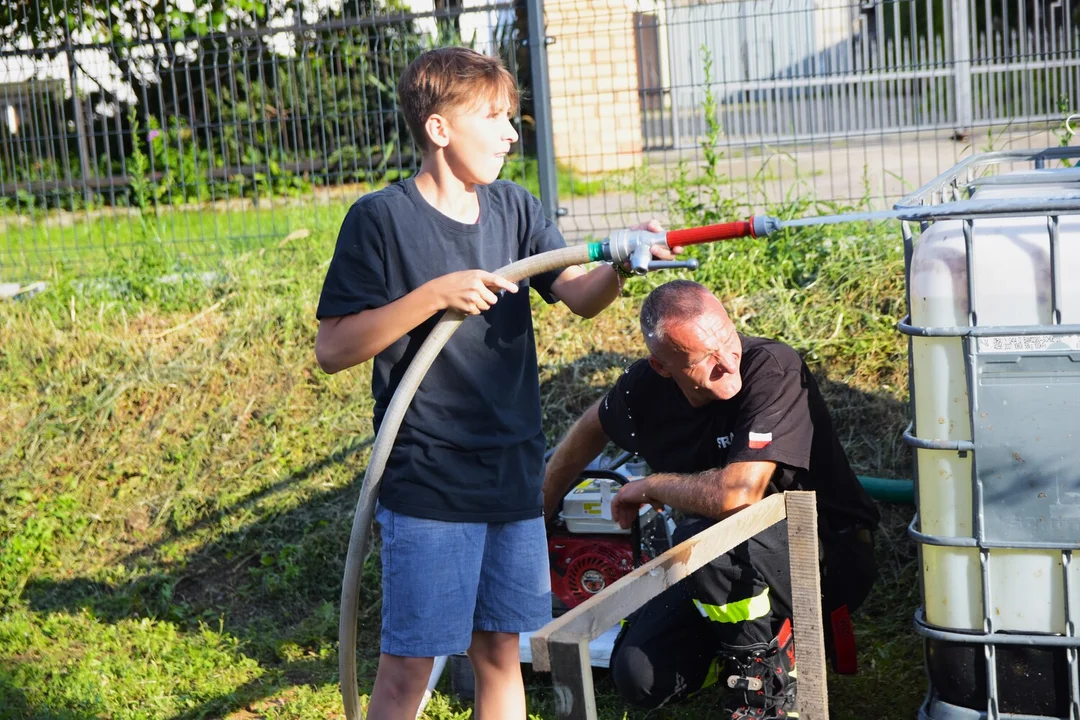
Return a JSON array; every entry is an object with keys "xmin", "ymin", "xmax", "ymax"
[
  {"xmin": 0, "ymin": 0, "xmax": 529, "ymax": 278},
  {"xmin": 0, "ymin": 0, "xmax": 1077, "ymax": 280},
  {"xmin": 648, "ymin": 0, "xmax": 1079, "ymax": 145},
  {"xmin": 548, "ymin": 0, "xmax": 1079, "ymax": 239}
]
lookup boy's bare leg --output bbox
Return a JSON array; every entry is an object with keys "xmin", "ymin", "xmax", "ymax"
[
  {"xmin": 368, "ymin": 654, "xmax": 434, "ymax": 720},
  {"xmin": 468, "ymin": 630, "xmax": 526, "ymax": 720}
]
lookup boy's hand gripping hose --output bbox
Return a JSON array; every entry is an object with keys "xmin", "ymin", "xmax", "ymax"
[{"xmin": 338, "ymin": 219, "xmax": 776, "ymax": 720}]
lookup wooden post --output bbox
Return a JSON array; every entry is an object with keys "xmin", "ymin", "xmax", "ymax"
[
  {"xmin": 786, "ymin": 491, "xmax": 829, "ymax": 720},
  {"xmin": 549, "ymin": 637, "xmax": 597, "ymax": 720}
]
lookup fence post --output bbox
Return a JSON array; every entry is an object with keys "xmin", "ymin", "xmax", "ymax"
[
  {"xmin": 524, "ymin": 0, "xmax": 560, "ymax": 223},
  {"xmin": 951, "ymin": 0, "xmax": 973, "ymax": 134},
  {"xmin": 64, "ymin": 35, "xmax": 92, "ymax": 206}
]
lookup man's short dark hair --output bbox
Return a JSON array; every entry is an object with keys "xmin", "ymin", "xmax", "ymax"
[{"xmin": 640, "ymin": 280, "xmax": 712, "ymax": 350}]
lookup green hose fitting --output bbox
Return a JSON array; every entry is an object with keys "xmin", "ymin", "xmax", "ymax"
[{"xmin": 587, "ymin": 242, "xmax": 606, "ymax": 263}]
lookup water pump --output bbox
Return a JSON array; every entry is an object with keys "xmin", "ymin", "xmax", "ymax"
[{"xmin": 547, "ymin": 466, "xmax": 673, "ymax": 613}]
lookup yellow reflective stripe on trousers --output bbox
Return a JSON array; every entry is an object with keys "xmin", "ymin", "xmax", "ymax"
[{"xmin": 693, "ymin": 587, "xmax": 771, "ymax": 624}]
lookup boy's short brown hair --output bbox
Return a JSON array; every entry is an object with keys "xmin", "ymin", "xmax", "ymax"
[{"xmin": 398, "ymin": 47, "xmax": 519, "ymax": 151}]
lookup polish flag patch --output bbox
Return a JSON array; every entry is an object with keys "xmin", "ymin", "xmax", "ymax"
[{"xmin": 748, "ymin": 432, "xmax": 773, "ymax": 449}]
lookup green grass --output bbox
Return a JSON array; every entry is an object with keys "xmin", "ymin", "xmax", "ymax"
[
  {"xmin": 0, "ymin": 194, "xmax": 357, "ymax": 283},
  {"xmin": 0, "ymin": 158, "xmax": 613, "ymax": 283},
  {"xmin": 0, "ymin": 205, "xmax": 921, "ymax": 719}
]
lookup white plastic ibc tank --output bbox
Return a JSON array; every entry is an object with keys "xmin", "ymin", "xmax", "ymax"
[{"xmin": 910, "ymin": 179, "xmax": 1080, "ymax": 633}]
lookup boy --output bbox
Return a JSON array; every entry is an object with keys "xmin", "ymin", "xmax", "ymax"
[{"xmin": 315, "ymin": 47, "xmax": 672, "ymax": 720}]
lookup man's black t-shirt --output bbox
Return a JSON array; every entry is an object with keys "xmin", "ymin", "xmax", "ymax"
[
  {"xmin": 316, "ymin": 178, "xmax": 565, "ymax": 522},
  {"xmin": 597, "ymin": 336, "xmax": 880, "ymax": 531}
]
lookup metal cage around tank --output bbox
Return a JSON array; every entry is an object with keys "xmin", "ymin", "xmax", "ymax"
[{"xmin": 897, "ymin": 146, "xmax": 1080, "ymax": 720}]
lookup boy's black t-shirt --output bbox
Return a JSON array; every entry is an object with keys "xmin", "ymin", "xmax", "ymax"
[
  {"xmin": 316, "ymin": 178, "xmax": 565, "ymax": 522},
  {"xmin": 597, "ymin": 337, "xmax": 880, "ymax": 531}
]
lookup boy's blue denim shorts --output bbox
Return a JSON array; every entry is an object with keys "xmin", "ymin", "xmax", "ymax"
[{"xmin": 375, "ymin": 503, "xmax": 552, "ymax": 657}]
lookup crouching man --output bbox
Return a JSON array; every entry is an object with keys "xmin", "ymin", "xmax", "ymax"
[{"xmin": 542, "ymin": 280, "xmax": 880, "ymax": 719}]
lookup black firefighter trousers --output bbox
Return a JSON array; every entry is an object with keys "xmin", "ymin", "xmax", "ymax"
[{"xmin": 609, "ymin": 516, "xmax": 878, "ymax": 709}]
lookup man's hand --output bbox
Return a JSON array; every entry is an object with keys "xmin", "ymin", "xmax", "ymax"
[
  {"xmin": 425, "ymin": 270, "xmax": 518, "ymax": 316},
  {"xmin": 542, "ymin": 469, "xmax": 565, "ymax": 527},
  {"xmin": 610, "ymin": 478, "xmax": 664, "ymax": 530}
]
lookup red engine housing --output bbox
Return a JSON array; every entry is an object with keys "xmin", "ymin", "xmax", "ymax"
[{"xmin": 548, "ymin": 534, "xmax": 637, "ymax": 609}]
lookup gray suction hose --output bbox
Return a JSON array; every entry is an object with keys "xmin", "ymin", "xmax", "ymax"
[{"xmin": 338, "ymin": 245, "xmax": 592, "ymax": 720}]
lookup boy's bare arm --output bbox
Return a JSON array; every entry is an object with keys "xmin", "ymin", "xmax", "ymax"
[
  {"xmin": 315, "ymin": 270, "xmax": 518, "ymax": 374},
  {"xmin": 549, "ymin": 263, "xmax": 622, "ymax": 319}
]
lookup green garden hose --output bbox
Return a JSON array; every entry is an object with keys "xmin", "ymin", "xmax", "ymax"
[{"xmin": 858, "ymin": 475, "xmax": 914, "ymax": 505}]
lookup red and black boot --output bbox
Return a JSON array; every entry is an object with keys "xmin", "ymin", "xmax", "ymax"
[{"xmin": 719, "ymin": 618, "xmax": 798, "ymax": 719}]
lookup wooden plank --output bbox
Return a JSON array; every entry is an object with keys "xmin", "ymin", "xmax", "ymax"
[
  {"xmin": 531, "ymin": 493, "xmax": 787, "ymax": 672},
  {"xmin": 786, "ymin": 491, "xmax": 829, "ymax": 720},
  {"xmin": 549, "ymin": 637, "xmax": 598, "ymax": 720}
]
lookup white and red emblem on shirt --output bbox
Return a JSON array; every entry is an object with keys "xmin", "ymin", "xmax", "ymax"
[{"xmin": 748, "ymin": 431, "xmax": 773, "ymax": 450}]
